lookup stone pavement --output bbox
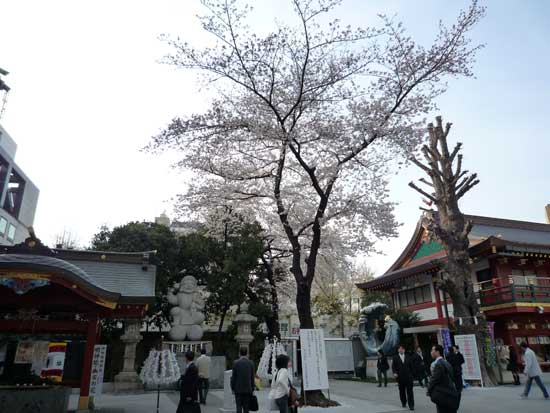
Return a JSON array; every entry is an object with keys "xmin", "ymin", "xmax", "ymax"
[
  {"xmin": 327, "ymin": 377, "xmax": 550, "ymax": 413},
  {"xmin": 69, "ymin": 375, "xmax": 550, "ymax": 413}
]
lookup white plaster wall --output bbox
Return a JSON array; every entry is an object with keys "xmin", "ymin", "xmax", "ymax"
[{"xmin": 414, "ymin": 306, "xmax": 439, "ymax": 322}]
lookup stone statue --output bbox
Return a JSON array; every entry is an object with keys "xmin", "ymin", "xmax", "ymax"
[
  {"xmin": 167, "ymin": 274, "xmax": 205, "ymax": 341},
  {"xmin": 358, "ymin": 302, "xmax": 400, "ymax": 356}
]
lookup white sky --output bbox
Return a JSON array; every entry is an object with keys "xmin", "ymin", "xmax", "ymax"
[{"xmin": 1, "ymin": 0, "xmax": 549, "ymax": 275}]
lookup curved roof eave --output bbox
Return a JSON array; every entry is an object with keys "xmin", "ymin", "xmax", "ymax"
[
  {"xmin": 0, "ymin": 254, "xmax": 121, "ymax": 307},
  {"xmin": 384, "ymin": 219, "xmax": 425, "ymax": 274}
]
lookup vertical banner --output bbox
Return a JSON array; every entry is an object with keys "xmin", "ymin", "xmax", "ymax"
[
  {"xmin": 89, "ymin": 345, "xmax": 107, "ymax": 397},
  {"xmin": 31, "ymin": 341, "xmax": 50, "ymax": 376},
  {"xmin": 484, "ymin": 323, "xmax": 497, "ymax": 367},
  {"xmin": 454, "ymin": 334, "xmax": 482, "ymax": 381},
  {"xmin": 440, "ymin": 328, "xmax": 452, "ymax": 355},
  {"xmin": 41, "ymin": 342, "xmax": 67, "ymax": 383},
  {"xmin": 299, "ymin": 329, "xmax": 329, "ymax": 391}
]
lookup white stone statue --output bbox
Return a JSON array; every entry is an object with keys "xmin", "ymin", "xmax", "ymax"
[{"xmin": 167, "ymin": 274, "xmax": 205, "ymax": 341}]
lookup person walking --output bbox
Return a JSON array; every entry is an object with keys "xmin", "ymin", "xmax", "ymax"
[
  {"xmin": 270, "ymin": 354, "xmax": 291, "ymax": 413},
  {"xmin": 196, "ymin": 347, "xmax": 211, "ymax": 404},
  {"xmin": 413, "ymin": 347, "xmax": 428, "ymax": 387},
  {"xmin": 446, "ymin": 345, "xmax": 464, "ymax": 402},
  {"xmin": 427, "ymin": 345, "xmax": 459, "ymax": 413},
  {"xmin": 519, "ymin": 341, "xmax": 549, "ymax": 399},
  {"xmin": 231, "ymin": 347, "xmax": 256, "ymax": 413},
  {"xmin": 177, "ymin": 351, "xmax": 200, "ymax": 413},
  {"xmin": 392, "ymin": 344, "xmax": 415, "ymax": 410},
  {"xmin": 507, "ymin": 345, "xmax": 520, "ymax": 386},
  {"xmin": 377, "ymin": 350, "xmax": 389, "ymax": 387}
]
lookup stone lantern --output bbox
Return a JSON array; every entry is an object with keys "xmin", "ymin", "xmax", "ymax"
[{"xmin": 234, "ymin": 303, "xmax": 257, "ymax": 353}]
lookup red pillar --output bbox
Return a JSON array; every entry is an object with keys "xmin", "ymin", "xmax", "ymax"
[
  {"xmin": 78, "ymin": 313, "xmax": 98, "ymax": 410},
  {"xmin": 434, "ymin": 284, "xmax": 444, "ymax": 319}
]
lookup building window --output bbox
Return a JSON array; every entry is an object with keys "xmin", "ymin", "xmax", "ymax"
[
  {"xmin": 0, "ymin": 216, "xmax": 6, "ymax": 236},
  {"xmin": 7, "ymin": 223, "xmax": 15, "ymax": 242},
  {"xmin": 398, "ymin": 284, "xmax": 432, "ymax": 307},
  {"xmin": 3, "ymin": 170, "xmax": 25, "ymax": 219}
]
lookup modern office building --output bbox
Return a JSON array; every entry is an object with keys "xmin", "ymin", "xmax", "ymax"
[{"xmin": 0, "ymin": 124, "xmax": 39, "ymax": 245}]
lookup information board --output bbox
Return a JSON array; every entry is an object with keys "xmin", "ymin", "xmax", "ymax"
[
  {"xmin": 325, "ymin": 339, "xmax": 354, "ymax": 372},
  {"xmin": 299, "ymin": 329, "xmax": 329, "ymax": 391},
  {"xmin": 89, "ymin": 345, "xmax": 107, "ymax": 396},
  {"xmin": 454, "ymin": 334, "xmax": 482, "ymax": 381}
]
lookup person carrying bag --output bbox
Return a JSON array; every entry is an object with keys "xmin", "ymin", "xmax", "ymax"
[
  {"xmin": 269, "ymin": 354, "xmax": 292, "ymax": 413},
  {"xmin": 427, "ymin": 345, "xmax": 459, "ymax": 413}
]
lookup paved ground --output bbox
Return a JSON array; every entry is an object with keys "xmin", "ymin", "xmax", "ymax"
[
  {"xmin": 328, "ymin": 378, "xmax": 550, "ymax": 413},
  {"xmin": 69, "ymin": 376, "xmax": 550, "ymax": 412}
]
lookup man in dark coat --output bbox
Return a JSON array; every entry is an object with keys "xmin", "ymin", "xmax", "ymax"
[
  {"xmin": 446, "ymin": 345, "xmax": 465, "ymax": 402},
  {"xmin": 427, "ymin": 345, "xmax": 458, "ymax": 413},
  {"xmin": 392, "ymin": 344, "xmax": 415, "ymax": 410},
  {"xmin": 177, "ymin": 351, "xmax": 200, "ymax": 413},
  {"xmin": 413, "ymin": 346, "xmax": 428, "ymax": 387},
  {"xmin": 231, "ymin": 347, "xmax": 255, "ymax": 413},
  {"xmin": 377, "ymin": 350, "xmax": 389, "ymax": 387}
]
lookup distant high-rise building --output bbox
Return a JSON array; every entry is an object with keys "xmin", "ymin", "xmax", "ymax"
[
  {"xmin": 0, "ymin": 125, "xmax": 39, "ymax": 245},
  {"xmin": 155, "ymin": 212, "xmax": 203, "ymax": 237}
]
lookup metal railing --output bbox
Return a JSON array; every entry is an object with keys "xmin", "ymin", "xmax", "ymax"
[{"xmin": 476, "ymin": 276, "xmax": 550, "ymax": 307}]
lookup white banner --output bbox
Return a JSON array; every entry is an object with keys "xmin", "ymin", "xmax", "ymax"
[
  {"xmin": 89, "ymin": 345, "xmax": 107, "ymax": 396},
  {"xmin": 299, "ymin": 329, "xmax": 329, "ymax": 391},
  {"xmin": 454, "ymin": 334, "xmax": 482, "ymax": 381}
]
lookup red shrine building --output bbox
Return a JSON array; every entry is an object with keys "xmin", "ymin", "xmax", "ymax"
[
  {"xmin": 0, "ymin": 234, "xmax": 156, "ymax": 409},
  {"xmin": 358, "ymin": 212, "xmax": 550, "ymax": 371}
]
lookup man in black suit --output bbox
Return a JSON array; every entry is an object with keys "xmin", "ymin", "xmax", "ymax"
[
  {"xmin": 231, "ymin": 347, "xmax": 255, "ymax": 413},
  {"xmin": 177, "ymin": 351, "xmax": 200, "ymax": 413},
  {"xmin": 446, "ymin": 345, "xmax": 465, "ymax": 403},
  {"xmin": 392, "ymin": 344, "xmax": 415, "ymax": 410},
  {"xmin": 427, "ymin": 344, "xmax": 458, "ymax": 413}
]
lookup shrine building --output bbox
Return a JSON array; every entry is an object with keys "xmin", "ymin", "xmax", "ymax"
[
  {"xmin": 0, "ymin": 234, "xmax": 156, "ymax": 410},
  {"xmin": 357, "ymin": 212, "xmax": 550, "ymax": 370}
]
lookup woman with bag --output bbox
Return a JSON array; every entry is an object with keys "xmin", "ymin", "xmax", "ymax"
[{"xmin": 269, "ymin": 354, "xmax": 291, "ymax": 413}]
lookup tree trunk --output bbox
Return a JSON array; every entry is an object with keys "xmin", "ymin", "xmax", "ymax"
[
  {"xmin": 218, "ymin": 302, "xmax": 230, "ymax": 334},
  {"xmin": 296, "ymin": 281, "xmax": 315, "ymax": 329},
  {"xmin": 440, "ymin": 242, "xmax": 497, "ymax": 386},
  {"xmin": 263, "ymin": 256, "xmax": 281, "ymax": 339}
]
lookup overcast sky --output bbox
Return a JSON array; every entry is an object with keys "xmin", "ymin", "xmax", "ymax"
[{"xmin": 1, "ymin": 0, "xmax": 549, "ymax": 275}]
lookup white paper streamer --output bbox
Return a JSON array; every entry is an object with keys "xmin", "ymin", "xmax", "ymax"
[{"xmin": 140, "ymin": 349, "xmax": 181, "ymax": 385}]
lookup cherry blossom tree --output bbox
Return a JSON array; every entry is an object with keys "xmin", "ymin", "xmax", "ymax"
[{"xmin": 148, "ymin": 0, "xmax": 485, "ymax": 355}]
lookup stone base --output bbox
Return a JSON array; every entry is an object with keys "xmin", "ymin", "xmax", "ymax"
[
  {"xmin": 209, "ymin": 356, "xmax": 227, "ymax": 389},
  {"xmin": 114, "ymin": 371, "xmax": 142, "ymax": 392},
  {"xmin": 0, "ymin": 386, "xmax": 71, "ymax": 413}
]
